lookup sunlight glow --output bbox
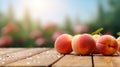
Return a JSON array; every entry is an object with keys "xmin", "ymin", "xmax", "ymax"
[{"xmin": 21, "ymin": 0, "xmax": 64, "ymax": 25}]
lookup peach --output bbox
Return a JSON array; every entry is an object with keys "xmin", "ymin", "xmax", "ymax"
[
  {"xmin": 92, "ymin": 34, "xmax": 101, "ymax": 54},
  {"xmin": 72, "ymin": 34, "xmax": 96, "ymax": 55},
  {"xmin": 55, "ymin": 34, "xmax": 72, "ymax": 54},
  {"xmin": 96, "ymin": 35, "xmax": 118, "ymax": 55},
  {"xmin": 116, "ymin": 37, "xmax": 120, "ymax": 52}
]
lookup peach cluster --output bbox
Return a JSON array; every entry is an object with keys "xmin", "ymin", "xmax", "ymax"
[{"xmin": 54, "ymin": 34, "xmax": 119, "ymax": 56}]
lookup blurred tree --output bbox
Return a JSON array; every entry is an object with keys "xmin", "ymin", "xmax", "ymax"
[
  {"xmin": 0, "ymin": 10, "xmax": 3, "ymax": 23},
  {"xmin": 88, "ymin": 0, "xmax": 120, "ymax": 36},
  {"xmin": 106, "ymin": 0, "xmax": 120, "ymax": 37},
  {"xmin": 88, "ymin": 0, "xmax": 108, "ymax": 34},
  {"xmin": 0, "ymin": 11, "xmax": 2, "ymax": 22},
  {"xmin": 7, "ymin": 3, "xmax": 14, "ymax": 22},
  {"xmin": 35, "ymin": 19, "xmax": 42, "ymax": 31},
  {"xmin": 75, "ymin": 15, "xmax": 81, "ymax": 25},
  {"xmin": 43, "ymin": 23, "xmax": 58, "ymax": 39},
  {"xmin": 74, "ymin": 15, "xmax": 89, "ymax": 34},
  {"xmin": 43, "ymin": 23, "xmax": 58, "ymax": 47},
  {"xmin": 23, "ymin": 8, "xmax": 33, "ymax": 33},
  {"xmin": 0, "ymin": 11, "xmax": 3, "ymax": 35},
  {"xmin": 97, "ymin": 0, "xmax": 105, "ymax": 24},
  {"xmin": 0, "ymin": 3, "xmax": 14, "ymax": 32},
  {"xmin": 63, "ymin": 15, "xmax": 74, "ymax": 35}
]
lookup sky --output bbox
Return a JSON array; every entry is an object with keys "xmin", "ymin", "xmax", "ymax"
[{"xmin": 0, "ymin": 0, "xmax": 98, "ymax": 25}]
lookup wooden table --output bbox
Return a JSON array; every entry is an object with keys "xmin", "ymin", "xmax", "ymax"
[{"xmin": 0, "ymin": 48, "xmax": 120, "ymax": 67}]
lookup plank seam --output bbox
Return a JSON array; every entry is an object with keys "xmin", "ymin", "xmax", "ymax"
[
  {"xmin": 4, "ymin": 48, "xmax": 51, "ymax": 66},
  {"xmin": 91, "ymin": 54, "xmax": 94, "ymax": 67},
  {"xmin": 116, "ymin": 51, "xmax": 120, "ymax": 56},
  {"xmin": 49, "ymin": 55, "xmax": 65, "ymax": 67}
]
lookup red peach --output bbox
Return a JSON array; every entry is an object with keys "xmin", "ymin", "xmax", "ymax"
[
  {"xmin": 96, "ymin": 35, "xmax": 118, "ymax": 55},
  {"xmin": 92, "ymin": 34, "xmax": 101, "ymax": 54},
  {"xmin": 72, "ymin": 34, "xmax": 96, "ymax": 55},
  {"xmin": 55, "ymin": 34, "xmax": 72, "ymax": 54},
  {"xmin": 116, "ymin": 37, "xmax": 120, "ymax": 52}
]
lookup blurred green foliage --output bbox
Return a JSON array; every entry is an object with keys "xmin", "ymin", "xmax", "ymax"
[
  {"xmin": 0, "ymin": 0, "xmax": 120, "ymax": 47},
  {"xmin": 88, "ymin": 0, "xmax": 120, "ymax": 37}
]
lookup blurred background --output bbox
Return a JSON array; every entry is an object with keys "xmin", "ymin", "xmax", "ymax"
[{"xmin": 0, "ymin": 0, "xmax": 120, "ymax": 47}]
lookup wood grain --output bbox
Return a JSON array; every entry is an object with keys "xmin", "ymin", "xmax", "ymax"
[
  {"xmin": 94, "ymin": 56, "xmax": 113, "ymax": 67},
  {"xmin": 0, "ymin": 48, "xmax": 119, "ymax": 67},
  {"xmin": 0, "ymin": 48, "xmax": 7, "ymax": 51},
  {"xmin": 0, "ymin": 48, "xmax": 49, "ymax": 66},
  {"xmin": 52, "ymin": 55, "xmax": 92, "ymax": 67},
  {"xmin": 110, "ymin": 56, "xmax": 120, "ymax": 67},
  {"xmin": 0, "ymin": 48, "xmax": 26, "ymax": 56},
  {"xmin": 6, "ymin": 49, "xmax": 63, "ymax": 67}
]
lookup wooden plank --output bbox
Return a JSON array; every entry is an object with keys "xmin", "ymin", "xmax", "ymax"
[
  {"xmin": 93, "ymin": 52, "xmax": 119, "ymax": 56},
  {"xmin": 0, "ymin": 48, "xmax": 49, "ymax": 66},
  {"xmin": 117, "ymin": 51, "xmax": 120, "ymax": 55},
  {"xmin": 94, "ymin": 56, "xmax": 113, "ymax": 67},
  {"xmin": 94, "ymin": 55, "xmax": 120, "ymax": 67},
  {"xmin": 110, "ymin": 56, "xmax": 120, "ymax": 67},
  {"xmin": 0, "ymin": 48, "xmax": 26, "ymax": 56},
  {"xmin": 52, "ymin": 55, "xmax": 92, "ymax": 67},
  {"xmin": 0, "ymin": 48, "xmax": 7, "ymax": 51},
  {"xmin": 6, "ymin": 49, "xmax": 63, "ymax": 67}
]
